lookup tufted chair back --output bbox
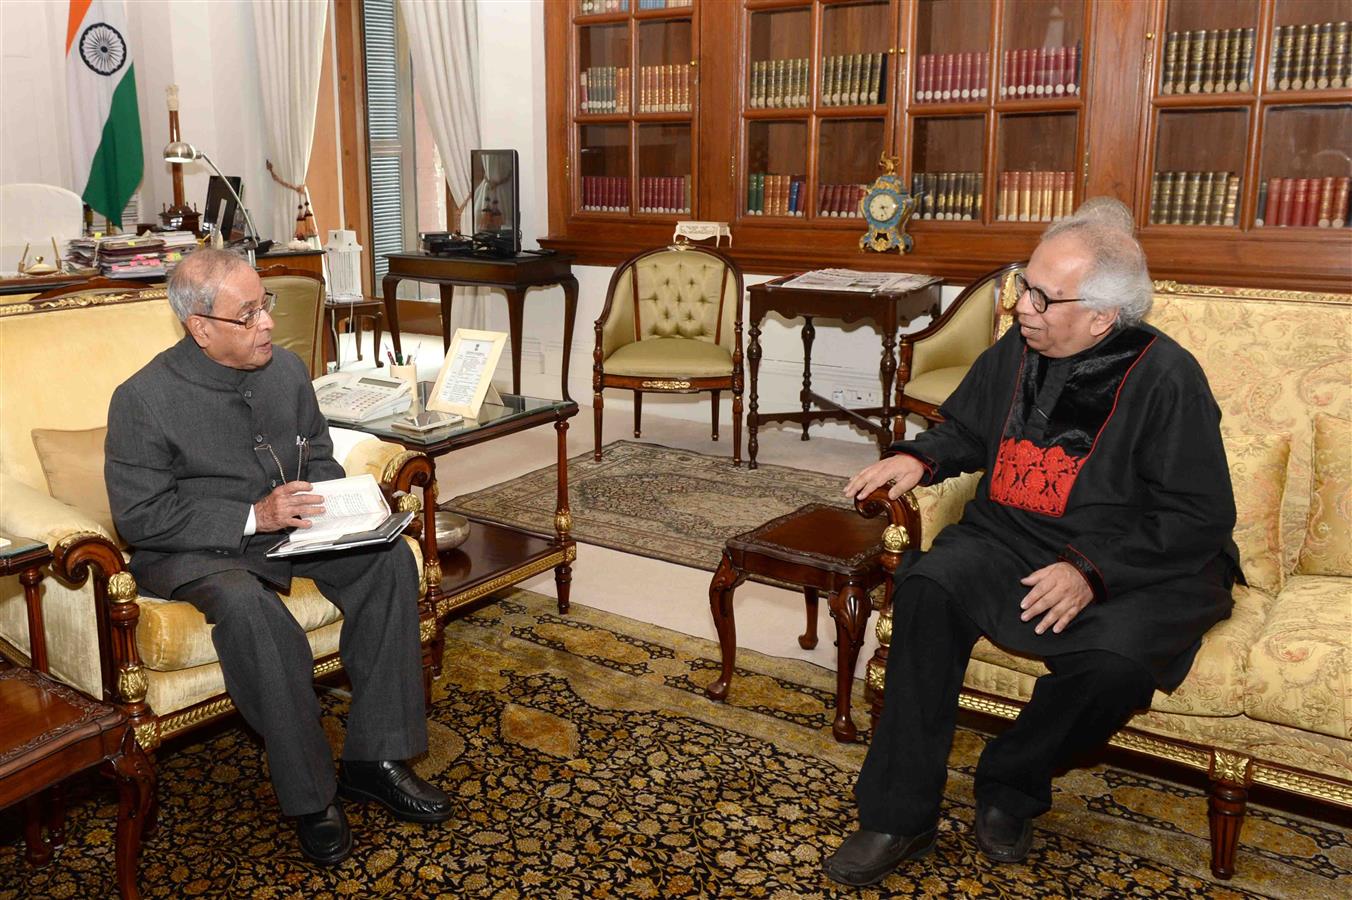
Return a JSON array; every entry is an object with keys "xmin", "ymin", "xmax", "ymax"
[{"xmin": 593, "ymin": 245, "xmax": 745, "ymax": 465}]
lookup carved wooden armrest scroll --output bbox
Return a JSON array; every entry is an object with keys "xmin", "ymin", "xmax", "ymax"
[{"xmin": 853, "ymin": 488, "xmax": 923, "ymax": 614}]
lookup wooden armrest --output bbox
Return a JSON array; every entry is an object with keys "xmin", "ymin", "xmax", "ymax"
[{"xmin": 852, "ymin": 488, "xmax": 923, "ymax": 580}]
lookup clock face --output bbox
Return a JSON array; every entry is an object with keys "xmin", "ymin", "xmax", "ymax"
[{"xmin": 869, "ymin": 192, "xmax": 899, "ymax": 223}]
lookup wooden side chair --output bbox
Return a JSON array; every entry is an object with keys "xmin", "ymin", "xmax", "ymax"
[
  {"xmin": 894, "ymin": 261, "xmax": 1024, "ymax": 431},
  {"xmin": 257, "ymin": 264, "xmax": 327, "ymax": 377},
  {"xmin": 593, "ymin": 245, "xmax": 745, "ymax": 464}
]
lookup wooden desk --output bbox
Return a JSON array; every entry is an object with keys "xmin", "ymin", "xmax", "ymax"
[
  {"xmin": 381, "ymin": 252, "xmax": 579, "ymax": 400},
  {"xmin": 745, "ymin": 276, "xmax": 941, "ymax": 468}
]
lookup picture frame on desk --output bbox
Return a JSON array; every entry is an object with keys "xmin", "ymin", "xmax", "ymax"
[{"xmin": 427, "ymin": 328, "xmax": 508, "ymax": 419}]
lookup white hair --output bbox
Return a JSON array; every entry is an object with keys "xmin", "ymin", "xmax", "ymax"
[
  {"xmin": 1054, "ymin": 196, "xmax": 1135, "ymax": 234},
  {"xmin": 166, "ymin": 248, "xmax": 252, "ymax": 321},
  {"xmin": 1041, "ymin": 216, "xmax": 1154, "ymax": 326}
]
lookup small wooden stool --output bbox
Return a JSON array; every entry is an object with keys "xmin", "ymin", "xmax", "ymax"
[{"xmin": 704, "ymin": 495, "xmax": 918, "ymax": 742}]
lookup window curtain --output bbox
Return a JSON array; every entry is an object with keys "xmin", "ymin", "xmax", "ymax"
[
  {"xmin": 251, "ymin": 0, "xmax": 328, "ymax": 245},
  {"xmin": 399, "ymin": 0, "xmax": 486, "ymax": 329}
]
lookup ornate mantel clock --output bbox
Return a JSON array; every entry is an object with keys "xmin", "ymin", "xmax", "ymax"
[{"xmin": 859, "ymin": 153, "xmax": 920, "ymax": 254}]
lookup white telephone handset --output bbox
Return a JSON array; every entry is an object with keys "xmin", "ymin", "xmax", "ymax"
[{"xmin": 313, "ymin": 372, "xmax": 413, "ymax": 424}]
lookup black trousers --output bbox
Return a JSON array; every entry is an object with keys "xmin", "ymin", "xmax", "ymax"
[
  {"xmin": 855, "ymin": 576, "xmax": 1155, "ymax": 834},
  {"xmin": 174, "ymin": 540, "xmax": 426, "ymax": 816}
]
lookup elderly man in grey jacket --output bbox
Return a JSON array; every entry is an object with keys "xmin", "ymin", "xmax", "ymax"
[{"xmin": 105, "ymin": 249, "xmax": 449, "ymax": 866}]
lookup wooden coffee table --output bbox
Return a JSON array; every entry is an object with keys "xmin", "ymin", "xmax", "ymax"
[{"xmin": 704, "ymin": 496, "xmax": 919, "ymax": 742}]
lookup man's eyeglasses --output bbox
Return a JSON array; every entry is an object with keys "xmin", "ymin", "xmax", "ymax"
[
  {"xmin": 1013, "ymin": 273, "xmax": 1082, "ymax": 313},
  {"xmin": 195, "ymin": 291, "xmax": 277, "ymax": 329}
]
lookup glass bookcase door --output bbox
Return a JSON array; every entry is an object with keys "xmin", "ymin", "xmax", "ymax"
[
  {"xmin": 638, "ymin": 124, "xmax": 693, "ymax": 215},
  {"xmin": 745, "ymin": 120, "xmax": 808, "ymax": 217},
  {"xmin": 819, "ymin": 1, "xmax": 893, "ymax": 109},
  {"xmin": 910, "ymin": 115, "xmax": 986, "ymax": 221},
  {"xmin": 1159, "ymin": 1, "xmax": 1259, "ymax": 96},
  {"xmin": 1148, "ymin": 108, "xmax": 1248, "ymax": 227},
  {"xmin": 999, "ymin": 0, "xmax": 1084, "ymax": 99},
  {"xmin": 637, "ymin": 18, "xmax": 693, "ymax": 114},
  {"xmin": 817, "ymin": 118, "xmax": 886, "ymax": 219},
  {"xmin": 1256, "ymin": 104, "xmax": 1351, "ymax": 227},
  {"xmin": 995, "ymin": 112, "xmax": 1078, "ymax": 221},
  {"xmin": 578, "ymin": 124, "xmax": 631, "ymax": 213},
  {"xmin": 579, "ymin": 24, "xmax": 631, "ymax": 115},
  {"xmin": 914, "ymin": 0, "xmax": 992, "ymax": 106},
  {"xmin": 747, "ymin": 7, "xmax": 812, "ymax": 112},
  {"xmin": 1269, "ymin": 0, "xmax": 1352, "ymax": 93}
]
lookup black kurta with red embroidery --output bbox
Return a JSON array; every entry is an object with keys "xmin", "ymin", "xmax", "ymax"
[{"xmin": 894, "ymin": 323, "xmax": 1240, "ymax": 690}]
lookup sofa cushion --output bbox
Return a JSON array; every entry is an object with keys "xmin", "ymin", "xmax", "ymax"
[
  {"xmin": 603, "ymin": 336, "xmax": 733, "ymax": 377},
  {"xmin": 903, "ymin": 366, "xmax": 969, "ymax": 406},
  {"xmin": 1297, "ymin": 413, "xmax": 1352, "ymax": 576},
  {"xmin": 30, "ymin": 426, "xmax": 118, "ymax": 541},
  {"xmin": 1224, "ymin": 430, "xmax": 1291, "ymax": 596},
  {"xmin": 1243, "ymin": 575, "xmax": 1351, "ymax": 740}
]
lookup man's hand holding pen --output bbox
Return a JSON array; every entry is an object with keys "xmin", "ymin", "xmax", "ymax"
[{"xmin": 254, "ymin": 481, "xmax": 325, "ymax": 532}]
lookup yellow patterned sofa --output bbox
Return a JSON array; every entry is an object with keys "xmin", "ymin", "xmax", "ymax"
[
  {"xmin": 0, "ymin": 285, "xmax": 441, "ymax": 765},
  {"xmin": 867, "ymin": 280, "xmax": 1352, "ymax": 879}
]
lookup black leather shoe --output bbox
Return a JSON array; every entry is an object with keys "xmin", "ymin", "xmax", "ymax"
[
  {"xmin": 823, "ymin": 827, "xmax": 938, "ymax": 887},
  {"xmin": 974, "ymin": 801, "xmax": 1033, "ymax": 863},
  {"xmin": 338, "ymin": 760, "xmax": 452, "ymax": 824},
  {"xmin": 296, "ymin": 801, "xmax": 352, "ymax": 866}
]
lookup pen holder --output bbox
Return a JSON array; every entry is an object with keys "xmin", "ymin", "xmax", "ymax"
[{"xmin": 389, "ymin": 363, "xmax": 419, "ymax": 414}]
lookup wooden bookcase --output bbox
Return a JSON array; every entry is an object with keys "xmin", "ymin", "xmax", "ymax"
[{"xmin": 543, "ymin": 0, "xmax": 1352, "ymax": 292}]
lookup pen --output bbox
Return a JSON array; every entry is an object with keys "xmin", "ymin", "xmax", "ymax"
[{"xmin": 386, "ymin": 348, "xmax": 397, "ymax": 365}]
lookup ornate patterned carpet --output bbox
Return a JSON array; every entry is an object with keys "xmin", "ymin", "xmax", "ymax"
[
  {"xmin": 446, "ymin": 440, "xmax": 852, "ymax": 574},
  {"xmin": 2, "ymin": 590, "xmax": 1347, "ymax": 898}
]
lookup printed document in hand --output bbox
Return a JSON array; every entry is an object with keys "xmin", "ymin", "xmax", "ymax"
[
  {"xmin": 266, "ymin": 473, "xmax": 414, "ymax": 558},
  {"xmin": 780, "ymin": 269, "xmax": 941, "ymax": 293}
]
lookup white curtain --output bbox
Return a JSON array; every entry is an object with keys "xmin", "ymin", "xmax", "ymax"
[
  {"xmin": 252, "ymin": 0, "xmax": 328, "ymax": 245},
  {"xmin": 399, "ymin": 0, "xmax": 486, "ymax": 329}
]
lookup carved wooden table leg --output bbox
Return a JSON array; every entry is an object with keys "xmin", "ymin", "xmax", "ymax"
[
  {"xmin": 704, "ymin": 553, "xmax": 746, "ymax": 701},
  {"xmin": 110, "ymin": 729, "xmax": 155, "ymax": 900},
  {"xmin": 828, "ymin": 582, "xmax": 872, "ymax": 743},
  {"xmin": 800, "ymin": 315, "xmax": 815, "ymax": 441},
  {"xmin": 382, "ymin": 274, "xmax": 403, "ymax": 361},
  {"xmin": 554, "ymin": 415, "xmax": 573, "ymax": 614},
  {"xmin": 799, "ymin": 587, "xmax": 820, "ymax": 649},
  {"xmin": 747, "ymin": 320, "xmax": 762, "ymax": 469}
]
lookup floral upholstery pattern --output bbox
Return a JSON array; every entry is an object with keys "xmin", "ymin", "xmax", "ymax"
[
  {"xmin": 1223, "ymin": 430, "xmax": 1291, "ymax": 596},
  {"xmin": 1297, "ymin": 413, "xmax": 1352, "ymax": 576}
]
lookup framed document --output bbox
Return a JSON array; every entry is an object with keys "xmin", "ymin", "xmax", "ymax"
[{"xmin": 426, "ymin": 329, "xmax": 508, "ymax": 418}]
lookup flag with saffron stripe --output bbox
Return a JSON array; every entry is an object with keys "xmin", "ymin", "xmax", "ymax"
[{"xmin": 66, "ymin": 0, "xmax": 143, "ymax": 225}]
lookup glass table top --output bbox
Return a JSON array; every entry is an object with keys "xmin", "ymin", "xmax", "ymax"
[{"xmin": 338, "ymin": 387, "xmax": 572, "ymax": 446}]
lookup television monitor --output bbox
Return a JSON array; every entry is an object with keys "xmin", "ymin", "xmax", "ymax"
[
  {"xmin": 470, "ymin": 149, "xmax": 519, "ymax": 257},
  {"xmin": 202, "ymin": 175, "xmax": 244, "ymax": 241}
]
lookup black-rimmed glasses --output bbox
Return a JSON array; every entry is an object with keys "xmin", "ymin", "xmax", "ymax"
[
  {"xmin": 195, "ymin": 290, "xmax": 277, "ymax": 329},
  {"xmin": 1013, "ymin": 273, "xmax": 1082, "ymax": 313}
]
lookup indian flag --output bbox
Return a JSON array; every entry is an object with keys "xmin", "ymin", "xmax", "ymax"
[{"xmin": 66, "ymin": 0, "xmax": 143, "ymax": 226}]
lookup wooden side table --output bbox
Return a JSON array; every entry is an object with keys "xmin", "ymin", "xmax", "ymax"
[
  {"xmin": 0, "ymin": 535, "xmax": 155, "ymax": 900},
  {"xmin": 381, "ymin": 252, "xmax": 579, "ymax": 400},
  {"xmin": 704, "ymin": 494, "xmax": 919, "ymax": 743},
  {"xmin": 745, "ymin": 276, "xmax": 941, "ymax": 468},
  {"xmin": 324, "ymin": 297, "xmax": 385, "ymax": 369}
]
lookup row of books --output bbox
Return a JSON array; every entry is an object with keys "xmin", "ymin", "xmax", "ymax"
[
  {"xmin": 1268, "ymin": 22, "xmax": 1351, "ymax": 91},
  {"xmin": 816, "ymin": 183, "xmax": 867, "ymax": 218},
  {"xmin": 997, "ymin": 46, "xmax": 1081, "ymax": 98},
  {"xmin": 634, "ymin": 64, "xmax": 692, "ymax": 113},
  {"xmin": 916, "ymin": 52, "xmax": 989, "ymax": 102},
  {"xmin": 1161, "ymin": 28, "xmax": 1255, "ymax": 95},
  {"xmin": 745, "ymin": 173, "xmax": 806, "ymax": 217},
  {"xmin": 1149, "ymin": 171, "xmax": 1241, "ymax": 226},
  {"xmin": 579, "ymin": 176, "xmax": 631, "ymax": 212},
  {"xmin": 911, "ymin": 172, "xmax": 984, "ymax": 221},
  {"xmin": 579, "ymin": 66, "xmax": 629, "ymax": 114},
  {"xmin": 748, "ymin": 58, "xmax": 810, "ymax": 109},
  {"xmin": 637, "ymin": 176, "xmax": 691, "ymax": 214},
  {"xmin": 578, "ymin": 0, "xmax": 691, "ymax": 10},
  {"xmin": 1256, "ymin": 176, "xmax": 1350, "ymax": 228},
  {"xmin": 820, "ymin": 53, "xmax": 888, "ymax": 106},
  {"xmin": 996, "ymin": 171, "xmax": 1076, "ymax": 222}
]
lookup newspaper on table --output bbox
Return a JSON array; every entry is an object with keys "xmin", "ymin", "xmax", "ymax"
[{"xmin": 779, "ymin": 269, "xmax": 941, "ymax": 294}]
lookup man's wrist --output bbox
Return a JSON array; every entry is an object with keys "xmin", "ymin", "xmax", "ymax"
[{"xmin": 1057, "ymin": 546, "xmax": 1106, "ymax": 603}]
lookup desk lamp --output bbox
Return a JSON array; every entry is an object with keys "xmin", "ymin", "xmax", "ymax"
[{"xmin": 162, "ymin": 141, "xmax": 262, "ymax": 265}]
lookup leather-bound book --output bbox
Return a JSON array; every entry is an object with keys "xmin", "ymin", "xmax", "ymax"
[
  {"xmin": 1335, "ymin": 22, "xmax": 1351, "ymax": 89},
  {"xmin": 1239, "ymin": 27, "xmax": 1255, "ymax": 91},
  {"xmin": 1202, "ymin": 30, "xmax": 1220, "ymax": 93},
  {"xmin": 1274, "ymin": 25, "xmax": 1292, "ymax": 89},
  {"xmin": 1162, "ymin": 32, "xmax": 1179, "ymax": 93},
  {"xmin": 1278, "ymin": 177, "xmax": 1297, "ymax": 226},
  {"xmin": 1314, "ymin": 22, "xmax": 1332, "ymax": 88},
  {"xmin": 1180, "ymin": 171, "xmax": 1201, "ymax": 225},
  {"xmin": 1264, "ymin": 177, "xmax": 1283, "ymax": 227},
  {"xmin": 1209, "ymin": 171, "xmax": 1229, "ymax": 225},
  {"xmin": 1016, "ymin": 170, "xmax": 1031, "ymax": 221},
  {"xmin": 1292, "ymin": 24, "xmax": 1312, "ymax": 90},
  {"xmin": 1332, "ymin": 176, "xmax": 1350, "ymax": 227},
  {"xmin": 1000, "ymin": 50, "xmax": 1010, "ymax": 98},
  {"xmin": 1213, "ymin": 30, "xmax": 1231, "ymax": 92},
  {"xmin": 1173, "ymin": 30, "xmax": 1191, "ymax": 93},
  {"xmin": 1317, "ymin": 176, "xmax": 1336, "ymax": 226},
  {"xmin": 974, "ymin": 172, "xmax": 985, "ymax": 219},
  {"xmin": 1149, "ymin": 171, "xmax": 1165, "ymax": 223},
  {"xmin": 1255, "ymin": 179, "xmax": 1269, "ymax": 227},
  {"xmin": 1223, "ymin": 174, "xmax": 1240, "ymax": 226},
  {"xmin": 1291, "ymin": 177, "xmax": 1313, "ymax": 227},
  {"xmin": 1196, "ymin": 171, "xmax": 1214, "ymax": 224},
  {"xmin": 1187, "ymin": 29, "xmax": 1207, "ymax": 93}
]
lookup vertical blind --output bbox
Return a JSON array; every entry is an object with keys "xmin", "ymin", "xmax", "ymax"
[{"xmin": 363, "ymin": 0, "xmax": 403, "ymax": 282}]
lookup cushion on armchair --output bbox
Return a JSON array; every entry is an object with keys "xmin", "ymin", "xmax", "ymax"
[
  {"xmin": 1224, "ymin": 430, "xmax": 1292, "ymax": 596},
  {"xmin": 31, "ymin": 426, "xmax": 119, "ymax": 542},
  {"xmin": 603, "ymin": 336, "xmax": 734, "ymax": 377},
  {"xmin": 1296, "ymin": 413, "xmax": 1352, "ymax": 576}
]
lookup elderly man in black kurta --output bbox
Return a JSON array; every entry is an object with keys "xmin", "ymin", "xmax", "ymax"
[{"xmin": 824, "ymin": 207, "xmax": 1241, "ymax": 886}]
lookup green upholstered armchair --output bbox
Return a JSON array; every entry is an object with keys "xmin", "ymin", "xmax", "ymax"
[
  {"xmin": 895, "ymin": 261, "xmax": 1023, "ymax": 431},
  {"xmin": 258, "ymin": 265, "xmax": 326, "ymax": 377},
  {"xmin": 593, "ymin": 245, "xmax": 745, "ymax": 464}
]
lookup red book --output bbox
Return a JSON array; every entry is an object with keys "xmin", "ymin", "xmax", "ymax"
[
  {"xmin": 942, "ymin": 53, "xmax": 956, "ymax": 100},
  {"xmin": 1052, "ymin": 47, "xmax": 1066, "ymax": 94},
  {"xmin": 978, "ymin": 50, "xmax": 989, "ymax": 97},
  {"xmin": 1070, "ymin": 44, "xmax": 1081, "ymax": 93},
  {"xmin": 1263, "ymin": 177, "xmax": 1283, "ymax": 226},
  {"xmin": 919, "ymin": 55, "xmax": 932, "ymax": 101},
  {"xmin": 1333, "ymin": 177, "xmax": 1351, "ymax": 227},
  {"xmin": 1317, "ymin": 176, "xmax": 1336, "ymax": 226},
  {"xmin": 1303, "ymin": 178, "xmax": 1320, "ymax": 227},
  {"xmin": 1034, "ymin": 48, "xmax": 1047, "ymax": 95},
  {"xmin": 1022, "ymin": 48, "xmax": 1036, "ymax": 95},
  {"xmin": 958, "ymin": 52, "xmax": 972, "ymax": 99},
  {"xmin": 1001, "ymin": 50, "xmax": 1012, "ymax": 96},
  {"xmin": 831, "ymin": 183, "xmax": 846, "ymax": 216},
  {"xmin": 1279, "ymin": 177, "xmax": 1297, "ymax": 226}
]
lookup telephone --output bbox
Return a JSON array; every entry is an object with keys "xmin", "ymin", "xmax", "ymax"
[{"xmin": 313, "ymin": 372, "xmax": 413, "ymax": 424}]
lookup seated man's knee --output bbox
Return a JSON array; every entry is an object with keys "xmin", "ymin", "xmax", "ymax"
[
  {"xmin": 1061, "ymin": 651, "xmax": 1155, "ymax": 707},
  {"xmin": 182, "ymin": 571, "xmax": 293, "ymax": 632}
]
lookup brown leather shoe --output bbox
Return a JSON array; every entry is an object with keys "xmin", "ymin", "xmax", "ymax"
[
  {"xmin": 338, "ymin": 759, "xmax": 452, "ymax": 824},
  {"xmin": 823, "ymin": 827, "xmax": 938, "ymax": 886},
  {"xmin": 974, "ymin": 801, "xmax": 1033, "ymax": 863},
  {"xmin": 296, "ymin": 801, "xmax": 352, "ymax": 866}
]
